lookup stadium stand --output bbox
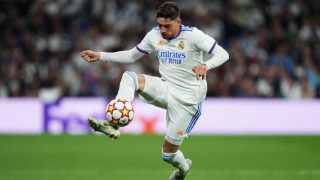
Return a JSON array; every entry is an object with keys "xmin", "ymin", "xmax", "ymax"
[{"xmin": 0, "ymin": 0, "xmax": 319, "ymax": 99}]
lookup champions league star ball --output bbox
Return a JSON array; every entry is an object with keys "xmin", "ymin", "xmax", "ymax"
[{"xmin": 106, "ymin": 99, "xmax": 134, "ymax": 127}]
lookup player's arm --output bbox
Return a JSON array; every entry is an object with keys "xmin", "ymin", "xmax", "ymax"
[
  {"xmin": 192, "ymin": 28, "xmax": 229, "ymax": 80},
  {"xmin": 202, "ymin": 44, "xmax": 229, "ymax": 69},
  {"xmin": 80, "ymin": 31, "xmax": 154, "ymax": 64},
  {"xmin": 192, "ymin": 44, "xmax": 229, "ymax": 80},
  {"xmin": 80, "ymin": 47, "xmax": 145, "ymax": 63}
]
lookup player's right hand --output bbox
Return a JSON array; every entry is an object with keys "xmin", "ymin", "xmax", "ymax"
[
  {"xmin": 80, "ymin": 50, "xmax": 100, "ymax": 63},
  {"xmin": 192, "ymin": 64, "xmax": 207, "ymax": 80}
]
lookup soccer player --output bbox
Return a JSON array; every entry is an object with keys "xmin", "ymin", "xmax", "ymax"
[{"xmin": 80, "ymin": 2, "xmax": 229, "ymax": 179}]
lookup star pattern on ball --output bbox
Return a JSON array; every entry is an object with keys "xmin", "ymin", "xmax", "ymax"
[
  {"xmin": 108, "ymin": 104, "xmax": 115, "ymax": 112},
  {"xmin": 106, "ymin": 99, "xmax": 134, "ymax": 127},
  {"xmin": 121, "ymin": 108, "xmax": 129, "ymax": 116}
]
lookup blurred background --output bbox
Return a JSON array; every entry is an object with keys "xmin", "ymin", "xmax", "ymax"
[
  {"xmin": 0, "ymin": 0, "xmax": 319, "ymax": 99},
  {"xmin": 1, "ymin": 1, "xmax": 320, "ymax": 180}
]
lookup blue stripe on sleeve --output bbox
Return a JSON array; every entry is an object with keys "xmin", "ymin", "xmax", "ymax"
[
  {"xmin": 136, "ymin": 46, "xmax": 149, "ymax": 55},
  {"xmin": 208, "ymin": 41, "xmax": 217, "ymax": 54}
]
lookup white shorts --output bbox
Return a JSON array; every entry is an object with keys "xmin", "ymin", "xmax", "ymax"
[{"xmin": 139, "ymin": 75, "xmax": 203, "ymax": 145}]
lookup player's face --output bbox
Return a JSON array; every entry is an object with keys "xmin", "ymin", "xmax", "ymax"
[{"xmin": 157, "ymin": 17, "xmax": 181, "ymax": 40}]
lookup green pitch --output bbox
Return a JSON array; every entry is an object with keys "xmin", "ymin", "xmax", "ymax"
[{"xmin": 1, "ymin": 135, "xmax": 320, "ymax": 180}]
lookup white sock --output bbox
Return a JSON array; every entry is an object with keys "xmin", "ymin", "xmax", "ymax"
[
  {"xmin": 115, "ymin": 71, "xmax": 138, "ymax": 103},
  {"xmin": 162, "ymin": 150, "xmax": 189, "ymax": 172}
]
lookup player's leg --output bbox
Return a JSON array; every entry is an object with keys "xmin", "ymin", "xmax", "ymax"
[
  {"xmin": 162, "ymin": 96, "xmax": 203, "ymax": 179},
  {"xmin": 137, "ymin": 75, "xmax": 168, "ymax": 109},
  {"xmin": 89, "ymin": 71, "xmax": 142, "ymax": 138},
  {"xmin": 136, "ymin": 75, "xmax": 196, "ymax": 179},
  {"xmin": 115, "ymin": 71, "xmax": 161, "ymax": 102},
  {"xmin": 162, "ymin": 137, "xmax": 191, "ymax": 180},
  {"xmin": 116, "ymin": 71, "xmax": 140, "ymax": 103},
  {"xmin": 88, "ymin": 117, "xmax": 120, "ymax": 139},
  {"xmin": 162, "ymin": 140, "xmax": 192, "ymax": 180}
]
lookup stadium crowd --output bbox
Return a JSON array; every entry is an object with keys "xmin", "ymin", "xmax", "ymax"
[{"xmin": 0, "ymin": 0, "xmax": 319, "ymax": 99}]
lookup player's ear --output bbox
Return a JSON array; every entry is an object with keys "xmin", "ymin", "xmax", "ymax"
[{"xmin": 176, "ymin": 17, "xmax": 181, "ymax": 24}]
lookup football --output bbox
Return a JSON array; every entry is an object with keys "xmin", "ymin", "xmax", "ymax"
[{"xmin": 106, "ymin": 98, "xmax": 134, "ymax": 127}]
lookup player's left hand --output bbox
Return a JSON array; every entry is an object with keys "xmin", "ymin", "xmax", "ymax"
[
  {"xmin": 192, "ymin": 64, "xmax": 207, "ymax": 80},
  {"xmin": 80, "ymin": 50, "xmax": 100, "ymax": 63}
]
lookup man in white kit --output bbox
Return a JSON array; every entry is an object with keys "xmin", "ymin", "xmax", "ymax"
[{"xmin": 80, "ymin": 2, "xmax": 229, "ymax": 179}]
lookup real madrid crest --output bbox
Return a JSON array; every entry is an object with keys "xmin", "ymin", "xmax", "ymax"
[{"xmin": 178, "ymin": 40, "xmax": 184, "ymax": 50}]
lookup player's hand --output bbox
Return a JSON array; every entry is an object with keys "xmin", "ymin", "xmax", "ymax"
[
  {"xmin": 80, "ymin": 50, "xmax": 100, "ymax": 63},
  {"xmin": 192, "ymin": 64, "xmax": 207, "ymax": 80}
]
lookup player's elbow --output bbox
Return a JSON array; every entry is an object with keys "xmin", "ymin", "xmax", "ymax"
[
  {"xmin": 215, "ymin": 44, "xmax": 229, "ymax": 64},
  {"xmin": 222, "ymin": 48, "xmax": 230, "ymax": 62}
]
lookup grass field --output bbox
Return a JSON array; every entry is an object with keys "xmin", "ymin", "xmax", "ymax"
[{"xmin": 1, "ymin": 135, "xmax": 320, "ymax": 180}]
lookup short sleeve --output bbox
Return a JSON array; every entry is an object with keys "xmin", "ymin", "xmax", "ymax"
[
  {"xmin": 193, "ymin": 28, "xmax": 217, "ymax": 54},
  {"xmin": 136, "ymin": 31, "xmax": 155, "ymax": 54}
]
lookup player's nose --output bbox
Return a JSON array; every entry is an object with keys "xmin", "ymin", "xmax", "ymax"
[{"xmin": 160, "ymin": 27, "xmax": 166, "ymax": 34}]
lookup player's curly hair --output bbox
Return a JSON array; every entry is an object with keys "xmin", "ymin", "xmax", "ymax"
[{"xmin": 156, "ymin": 2, "xmax": 180, "ymax": 20}]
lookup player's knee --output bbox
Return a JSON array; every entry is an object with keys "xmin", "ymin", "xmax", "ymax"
[
  {"xmin": 163, "ymin": 139, "xmax": 179, "ymax": 153},
  {"xmin": 136, "ymin": 74, "xmax": 145, "ymax": 92}
]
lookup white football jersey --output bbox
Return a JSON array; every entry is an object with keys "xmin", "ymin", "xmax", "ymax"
[{"xmin": 136, "ymin": 25, "xmax": 217, "ymax": 104}]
